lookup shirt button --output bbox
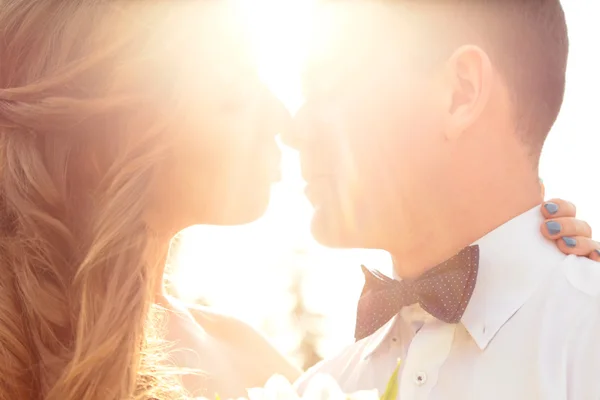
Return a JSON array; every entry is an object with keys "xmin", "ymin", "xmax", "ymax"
[{"xmin": 414, "ymin": 371, "xmax": 427, "ymax": 386}]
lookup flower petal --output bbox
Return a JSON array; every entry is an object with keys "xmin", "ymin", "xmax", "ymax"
[
  {"xmin": 301, "ymin": 374, "xmax": 345, "ymax": 400},
  {"xmin": 248, "ymin": 374, "xmax": 299, "ymax": 400}
]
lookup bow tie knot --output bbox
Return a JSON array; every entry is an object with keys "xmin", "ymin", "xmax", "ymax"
[{"xmin": 355, "ymin": 245, "xmax": 480, "ymax": 341}]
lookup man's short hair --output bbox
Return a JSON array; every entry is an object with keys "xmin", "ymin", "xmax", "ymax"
[{"xmin": 404, "ymin": 0, "xmax": 569, "ymax": 154}]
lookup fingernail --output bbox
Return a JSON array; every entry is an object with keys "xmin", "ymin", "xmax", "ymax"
[
  {"xmin": 546, "ymin": 221, "xmax": 561, "ymax": 235},
  {"xmin": 595, "ymin": 249, "xmax": 600, "ymax": 257},
  {"xmin": 544, "ymin": 202, "xmax": 559, "ymax": 215},
  {"xmin": 562, "ymin": 237, "xmax": 577, "ymax": 248}
]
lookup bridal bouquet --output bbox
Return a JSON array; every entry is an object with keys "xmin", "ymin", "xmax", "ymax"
[
  {"xmin": 203, "ymin": 362, "xmax": 400, "ymax": 400},
  {"xmin": 246, "ymin": 374, "xmax": 378, "ymax": 400}
]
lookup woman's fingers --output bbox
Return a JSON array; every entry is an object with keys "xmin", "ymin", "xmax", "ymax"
[
  {"xmin": 540, "ymin": 199, "xmax": 599, "ymax": 261},
  {"xmin": 554, "ymin": 236, "xmax": 600, "ymax": 259},
  {"xmin": 541, "ymin": 199, "xmax": 576, "ymax": 219},
  {"xmin": 541, "ymin": 217, "xmax": 592, "ymax": 240},
  {"xmin": 540, "ymin": 202, "xmax": 599, "ymax": 261}
]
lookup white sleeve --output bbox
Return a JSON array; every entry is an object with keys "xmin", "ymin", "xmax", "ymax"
[{"xmin": 567, "ymin": 296, "xmax": 600, "ymax": 400}]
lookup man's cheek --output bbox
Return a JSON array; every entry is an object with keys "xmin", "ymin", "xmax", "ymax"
[{"xmin": 332, "ymin": 170, "xmax": 375, "ymax": 232}]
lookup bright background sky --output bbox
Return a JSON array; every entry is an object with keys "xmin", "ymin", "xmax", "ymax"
[{"xmin": 171, "ymin": 1, "xmax": 600, "ymax": 367}]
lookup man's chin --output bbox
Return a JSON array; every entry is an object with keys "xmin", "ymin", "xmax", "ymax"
[{"xmin": 310, "ymin": 207, "xmax": 360, "ymax": 248}]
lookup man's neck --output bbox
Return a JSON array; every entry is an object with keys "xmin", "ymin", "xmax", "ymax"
[{"xmin": 390, "ymin": 165, "xmax": 541, "ymax": 280}]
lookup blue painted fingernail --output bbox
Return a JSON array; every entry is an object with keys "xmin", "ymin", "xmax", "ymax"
[
  {"xmin": 595, "ymin": 249, "xmax": 600, "ymax": 257},
  {"xmin": 562, "ymin": 237, "xmax": 577, "ymax": 248},
  {"xmin": 544, "ymin": 202, "xmax": 559, "ymax": 215},
  {"xmin": 546, "ymin": 221, "xmax": 561, "ymax": 235}
]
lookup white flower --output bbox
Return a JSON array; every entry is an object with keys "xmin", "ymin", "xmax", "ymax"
[
  {"xmin": 195, "ymin": 374, "xmax": 380, "ymax": 400},
  {"xmin": 244, "ymin": 374, "xmax": 379, "ymax": 400},
  {"xmin": 247, "ymin": 374, "xmax": 300, "ymax": 400},
  {"xmin": 300, "ymin": 374, "xmax": 345, "ymax": 400}
]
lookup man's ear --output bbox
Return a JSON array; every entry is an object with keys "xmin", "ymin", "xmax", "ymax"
[{"xmin": 442, "ymin": 45, "xmax": 493, "ymax": 140}]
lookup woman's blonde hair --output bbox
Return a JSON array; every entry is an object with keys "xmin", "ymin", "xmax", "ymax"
[{"xmin": 0, "ymin": 1, "xmax": 223, "ymax": 398}]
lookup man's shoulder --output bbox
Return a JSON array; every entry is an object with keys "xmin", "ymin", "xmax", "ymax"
[
  {"xmin": 552, "ymin": 257, "xmax": 600, "ymax": 397},
  {"xmin": 535, "ymin": 254, "xmax": 600, "ymax": 333},
  {"xmin": 558, "ymin": 254, "xmax": 600, "ymax": 298}
]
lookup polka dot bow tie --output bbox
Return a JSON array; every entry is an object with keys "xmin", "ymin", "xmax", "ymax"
[{"xmin": 354, "ymin": 245, "xmax": 479, "ymax": 341}]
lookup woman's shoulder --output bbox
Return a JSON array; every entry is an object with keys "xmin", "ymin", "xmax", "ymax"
[
  {"xmin": 161, "ymin": 294, "xmax": 256, "ymax": 344},
  {"xmin": 186, "ymin": 304, "xmax": 262, "ymax": 340},
  {"xmin": 163, "ymin": 295, "xmax": 302, "ymax": 387},
  {"xmin": 163, "ymin": 296, "xmax": 260, "ymax": 341},
  {"xmin": 177, "ymin": 299, "xmax": 303, "ymax": 384}
]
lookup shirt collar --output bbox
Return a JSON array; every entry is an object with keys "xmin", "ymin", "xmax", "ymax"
[
  {"xmin": 362, "ymin": 204, "xmax": 566, "ymax": 358},
  {"xmin": 462, "ymin": 204, "xmax": 565, "ymax": 349}
]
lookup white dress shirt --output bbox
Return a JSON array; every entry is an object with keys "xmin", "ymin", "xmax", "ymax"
[{"xmin": 295, "ymin": 205, "xmax": 600, "ymax": 399}]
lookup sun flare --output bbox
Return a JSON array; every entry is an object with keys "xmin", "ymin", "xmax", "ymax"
[
  {"xmin": 233, "ymin": 0, "xmax": 317, "ymax": 113},
  {"xmin": 171, "ymin": 0, "xmax": 320, "ymax": 309},
  {"xmin": 170, "ymin": 5, "xmax": 391, "ymax": 360}
]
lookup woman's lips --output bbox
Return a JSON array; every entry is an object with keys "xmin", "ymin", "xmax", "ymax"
[{"xmin": 304, "ymin": 175, "xmax": 333, "ymax": 205}]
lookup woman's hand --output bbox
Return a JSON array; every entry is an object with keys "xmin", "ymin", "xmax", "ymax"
[{"xmin": 541, "ymin": 199, "xmax": 600, "ymax": 261}]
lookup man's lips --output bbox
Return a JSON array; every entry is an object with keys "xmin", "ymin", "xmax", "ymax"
[{"xmin": 304, "ymin": 175, "xmax": 335, "ymax": 205}]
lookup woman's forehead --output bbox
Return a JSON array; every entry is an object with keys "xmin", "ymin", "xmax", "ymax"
[{"xmin": 150, "ymin": 2, "xmax": 259, "ymax": 87}]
